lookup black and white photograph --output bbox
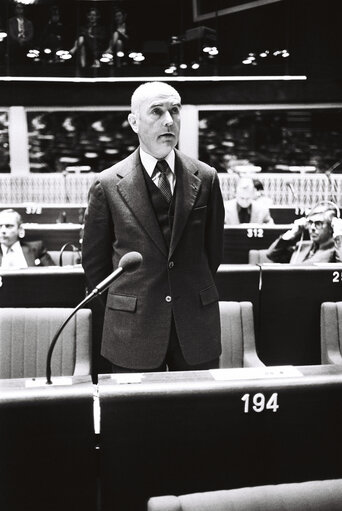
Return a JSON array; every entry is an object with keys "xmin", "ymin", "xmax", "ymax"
[{"xmin": 0, "ymin": 1, "xmax": 342, "ymax": 510}]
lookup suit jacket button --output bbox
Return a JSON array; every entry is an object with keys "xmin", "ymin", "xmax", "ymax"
[
  {"xmin": 168, "ymin": 261, "xmax": 174, "ymax": 269},
  {"xmin": 165, "ymin": 295, "xmax": 172, "ymax": 302}
]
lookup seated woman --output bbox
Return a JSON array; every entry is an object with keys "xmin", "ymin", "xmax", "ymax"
[
  {"xmin": 70, "ymin": 7, "xmax": 107, "ymax": 69},
  {"xmin": 105, "ymin": 8, "xmax": 129, "ymax": 67}
]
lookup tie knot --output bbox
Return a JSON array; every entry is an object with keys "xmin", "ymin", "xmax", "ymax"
[{"xmin": 155, "ymin": 159, "xmax": 169, "ymax": 175}]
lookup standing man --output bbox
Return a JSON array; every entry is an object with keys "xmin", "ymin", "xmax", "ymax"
[{"xmin": 82, "ymin": 81, "xmax": 225, "ymax": 372}]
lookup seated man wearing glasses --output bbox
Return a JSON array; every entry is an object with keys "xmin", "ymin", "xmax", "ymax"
[{"xmin": 266, "ymin": 204, "xmax": 342, "ymax": 264}]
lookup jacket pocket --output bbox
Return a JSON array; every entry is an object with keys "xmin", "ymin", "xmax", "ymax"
[
  {"xmin": 107, "ymin": 294, "xmax": 137, "ymax": 312},
  {"xmin": 199, "ymin": 285, "xmax": 219, "ymax": 306}
]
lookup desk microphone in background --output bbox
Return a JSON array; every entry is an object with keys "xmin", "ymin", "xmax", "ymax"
[
  {"xmin": 59, "ymin": 242, "xmax": 81, "ymax": 266},
  {"xmin": 325, "ymin": 161, "xmax": 341, "ymax": 204},
  {"xmin": 286, "ymin": 183, "xmax": 305, "ymax": 217},
  {"xmin": 46, "ymin": 251, "xmax": 143, "ymax": 384}
]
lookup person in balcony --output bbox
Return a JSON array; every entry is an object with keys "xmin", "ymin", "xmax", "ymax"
[
  {"xmin": 105, "ymin": 8, "xmax": 129, "ymax": 67},
  {"xmin": 69, "ymin": 6, "xmax": 107, "ymax": 70},
  {"xmin": 8, "ymin": 3, "xmax": 34, "ymax": 66}
]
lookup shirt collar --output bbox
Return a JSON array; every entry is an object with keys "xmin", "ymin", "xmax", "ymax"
[
  {"xmin": 139, "ymin": 148, "xmax": 175, "ymax": 178},
  {"xmin": 1, "ymin": 240, "xmax": 22, "ymax": 254}
]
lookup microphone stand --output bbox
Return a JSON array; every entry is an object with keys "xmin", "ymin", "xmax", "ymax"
[
  {"xmin": 46, "ymin": 293, "xmax": 92, "ymax": 384},
  {"xmin": 59, "ymin": 242, "xmax": 80, "ymax": 266},
  {"xmin": 45, "ymin": 250, "xmax": 142, "ymax": 385}
]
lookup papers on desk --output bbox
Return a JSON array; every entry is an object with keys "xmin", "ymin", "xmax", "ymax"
[
  {"xmin": 111, "ymin": 373, "xmax": 144, "ymax": 384},
  {"xmin": 25, "ymin": 376, "xmax": 73, "ymax": 387},
  {"xmin": 210, "ymin": 366, "xmax": 303, "ymax": 381}
]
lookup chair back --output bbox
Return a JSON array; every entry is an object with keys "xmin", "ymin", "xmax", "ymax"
[
  {"xmin": 0, "ymin": 307, "xmax": 92, "ymax": 378},
  {"xmin": 219, "ymin": 301, "xmax": 264, "ymax": 368},
  {"xmin": 49, "ymin": 250, "xmax": 81, "ymax": 266},
  {"xmin": 248, "ymin": 249, "xmax": 272, "ymax": 264},
  {"xmin": 321, "ymin": 301, "xmax": 342, "ymax": 364},
  {"xmin": 147, "ymin": 479, "xmax": 342, "ymax": 511}
]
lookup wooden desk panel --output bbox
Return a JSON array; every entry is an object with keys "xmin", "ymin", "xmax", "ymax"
[
  {"xmin": 0, "ymin": 204, "xmax": 86, "ymax": 224},
  {"xmin": 0, "ymin": 376, "xmax": 96, "ymax": 511},
  {"xmin": 23, "ymin": 223, "xmax": 83, "ymax": 250},
  {"xmin": 258, "ymin": 264, "xmax": 342, "ymax": 365},
  {"xmin": 99, "ymin": 365, "xmax": 342, "ymax": 511},
  {"xmin": 0, "ymin": 267, "xmax": 86, "ymax": 307},
  {"xmin": 223, "ymin": 226, "xmax": 290, "ymax": 264}
]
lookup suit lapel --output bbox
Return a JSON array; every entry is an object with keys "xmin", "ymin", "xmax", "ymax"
[
  {"xmin": 21, "ymin": 243, "xmax": 36, "ymax": 266},
  {"xmin": 117, "ymin": 150, "xmax": 168, "ymax": 256},
  {"xmin": 169, "ymin": 150, "xmax": 200, "ymax": 257}
]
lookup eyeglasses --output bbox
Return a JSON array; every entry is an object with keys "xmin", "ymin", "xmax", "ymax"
[{"xmin": 307, "ymin": 220, "xmax": 325, "ymax": 229}]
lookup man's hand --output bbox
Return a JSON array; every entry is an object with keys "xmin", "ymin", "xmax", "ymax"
[
  {"xmin": 282, "ymin": 217, "xmax": 307, "ymax": 240},
  {"xmin": 332, "ymin": 217, "xmax": 342, "ymax": 240}
]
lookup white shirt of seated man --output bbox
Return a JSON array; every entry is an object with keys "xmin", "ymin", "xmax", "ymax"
[
  {"xmin": 0, "ymin": 209, "xmax": 28, "ymax": 269},
  {"xmin": 1, "ymin": 241, "xmax": 28, "ymax": 269}
]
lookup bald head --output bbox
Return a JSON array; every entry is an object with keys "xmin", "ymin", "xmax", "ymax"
[{"xmin": 130, "ymin": 82, "xmax": 181, "ymax": 115}]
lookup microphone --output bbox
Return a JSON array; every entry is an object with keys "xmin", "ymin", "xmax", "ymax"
[
  {"xmin": 45, "ymin": 251, "xmax": 142, "ymax": 384},
  {"xmin": 87, "ymin": 251, "xmax": 142, "ymax": 297},
  {"xmin": 325, "ymin": 162, "xmax": 340, "ymax": 203},
  {"xmin": 58, "ymin": 242, "xmax": 81, "ymax": 266},
  {"xmin": 286, "ymin": 182, "xmax": 297, "ymax": 202}
]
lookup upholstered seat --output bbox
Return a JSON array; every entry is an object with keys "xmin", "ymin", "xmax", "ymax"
[
  {"xmin": 49, "ymin": 250, "xmax": 81, "ymax": 266},
  {"xmin": 219, "ymin": 301, "xmax": 264, "ymax": 368},
  {"xmin": 148, "ymin": 479, "xmax": 342, "ymax": 511},
  {"xmin": 0, "ymin": 307, "xmax": 92, "ymax": 378},
  {"xmin": 321, "ymin": 301, "xmax": 342, "ymax": 364},
  {"xmin": 248, "ymin": 249, "xmax": 272, "ymax": 264}
]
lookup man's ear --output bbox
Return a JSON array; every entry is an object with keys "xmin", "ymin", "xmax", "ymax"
[
  {"xmin": 128, "ymin": 113, "xmax": 138, "ymax": 134},
  {"xmin": 18, "ymin": 226, "xmax": 25, "ymax": 239}
]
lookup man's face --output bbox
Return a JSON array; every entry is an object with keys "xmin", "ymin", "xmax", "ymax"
[
  {"xmin": 15, "ymin": 4, "xmax": 24, "ymax": 16},
  {"xmin": 129, "ymin": 92, "xmax": 181, "ymax": 159},
  {"xmin": 307, "ymin": 212, "xmax": 332, "ymax": 245},
  {"xmin": 0, "ymin": 212, "xmax": 21, "ymax": 248},
  {"xmin": 236, "ymin": 187, "xmax": 254, "ymax": 209}
]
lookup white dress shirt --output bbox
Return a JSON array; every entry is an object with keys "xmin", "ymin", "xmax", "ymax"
[
  {"xmin": 139, "ymin": 148, "xmax": 176, "ymax": 194},
  {"xmin": 1, "ymin": 241, "xmax": 28, "ymax": 269}
]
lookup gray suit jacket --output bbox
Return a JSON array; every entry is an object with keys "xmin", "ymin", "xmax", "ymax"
[
  {"xmin": 224, "ymin": 199, "xmax": 274, "ymax": 225},
  {"xmin": 82, "ymin": 148, "xmax": 225, "ymax": 369},
  {"xmin": 266, "ymin": 237, "xmax": 342, "ymax": 264}
]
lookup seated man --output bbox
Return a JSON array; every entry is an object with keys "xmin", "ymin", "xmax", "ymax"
[
  {"xmin": 266, "ymin": 204, "xmax": 342, "ymax": 264},
  {"xmin": 224, "ymin": 177, "xmax": 274, "ymax": 225},
  {"xmin": 0, "ymin": 209, "xmax": 54, "ymax": 269}
]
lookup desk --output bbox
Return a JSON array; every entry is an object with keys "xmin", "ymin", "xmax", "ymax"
[
  {"xmin": 270, "ymin": 206, "xmax": 342, "ymax": 225},
  {"xmin": 258, "ymin": 264, "xmax": 342, "ymax": 365},
  {"xmin": 223, "ymin": 225, "xmax": 290, "ymax": 264},
  {"xmin": 23, "ymin": 223, "xmax": 83, "ymax": 250},
  {"xmin": 98, "ymin": 365, "xmax": 342, "ymax": 511},
  {"xmin": 0, "ymin": 203, "xmax": 86, "ymax": 224},
  {"xmin": 270, "ymin": 206, "xmax": 305, "ymax": 224},
  {"xmin": 0, "ymin": 267, "xmax": 86, "ymax": 307},
  {"xmin": 0, "ymin": 376, "xmax": 96, "ymax": 511}
]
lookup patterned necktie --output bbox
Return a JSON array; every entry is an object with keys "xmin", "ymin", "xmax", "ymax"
[{"xmin": 155, "ymin": 160, "xmax": 172, "ymax": 203}]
